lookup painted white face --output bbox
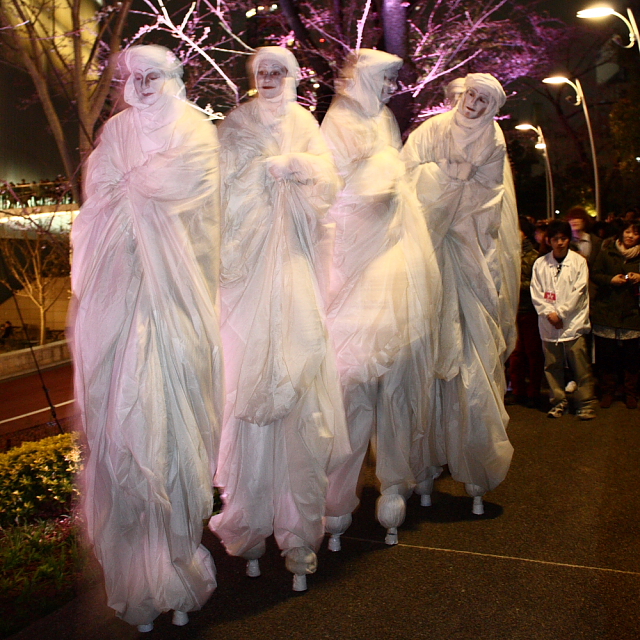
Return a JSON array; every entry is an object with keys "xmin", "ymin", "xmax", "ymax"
[
  {"xmin": 380, "ymin": 72, "xmax": 398, "ymax": 104},
  {"xmin": 256, "ymin": 62, "xmax": 286, "ymax": 99},
  {"xmin": 133, "ymin": 68, "xmax": 165, "ymax": 106},
  {"xmin": 460, "ymin": 87, "xmax": 491, "ymax": 119}
]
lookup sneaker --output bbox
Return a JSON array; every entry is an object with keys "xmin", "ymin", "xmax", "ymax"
[
  {"xmin": 576, "ymin": 407, "xmax": 596, "ymax": 421},
  {"xmin": 547, "ymin": 399, "xmax": 568, "ymax": 418}
]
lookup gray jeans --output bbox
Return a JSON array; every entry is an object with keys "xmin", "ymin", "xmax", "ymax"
[{"xmin": 542, "ymin": 336, "xmax": 596, "ymax": 410}]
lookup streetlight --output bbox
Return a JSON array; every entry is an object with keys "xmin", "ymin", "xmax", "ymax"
[
  {"xmin": 515, "ymin": 124, "xmax": 555, "ymax": 219},
  {"xmin": 577, "ymin": 5, "xmax": 640, "ymax": 53},
  {"xmin": 542, "ymin": 75, "xmax": 601, "ymax": 219}
]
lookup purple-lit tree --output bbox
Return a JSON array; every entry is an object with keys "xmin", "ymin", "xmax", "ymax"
[{"xmin": 0, "ymin": 0, "xmax": 569, "ymax": 199}]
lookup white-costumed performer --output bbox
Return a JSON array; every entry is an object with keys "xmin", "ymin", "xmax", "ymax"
[
  {"xmin": 320, "ymin": 49, "xmax": 440, "ymax": 548},
  {"xmin": 208, "ymin": 46, "xmax": 350, "ymax": 592},
  {"xmin": 70, "ymin": 45, "xmax": 222, "ymax": 632},
  {"xmin": 402, "ymin": 73, "xmax": 520, "ymax": 515}
]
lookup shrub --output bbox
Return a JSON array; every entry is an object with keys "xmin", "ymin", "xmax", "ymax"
[
  {"xmin": 0, "ymin": 434, "xmax": 81, "ymax": 526},
  {"xmin": 0, "ymin": 516, "xmax": 85, "ymax": 638}
]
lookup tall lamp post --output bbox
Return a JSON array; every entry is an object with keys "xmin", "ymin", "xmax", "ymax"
[
  {"xmin": 577, "ymin": 5, "xmax": 640, "ymax": 54},
  {"xmin": 543, "ymin": 76, "xmax": 601, "ymax": 220},
  {"xmin": 515, "ymin": 124, "xmax": 555, "ymax": 219}
]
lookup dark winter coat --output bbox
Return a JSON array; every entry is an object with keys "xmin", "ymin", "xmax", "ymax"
[{"xmin": 590, "ymin": 239, "xmax": 640, "ymax": 330}]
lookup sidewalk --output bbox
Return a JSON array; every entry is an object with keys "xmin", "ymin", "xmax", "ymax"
[{"xmin": 10, "ymin": 401, "xmax": 640, "ymax": 640}]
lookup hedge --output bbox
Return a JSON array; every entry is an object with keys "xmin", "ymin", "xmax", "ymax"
[{"xmin": 0, "ymin": 434, "xmax": 81, "ymax": 526}]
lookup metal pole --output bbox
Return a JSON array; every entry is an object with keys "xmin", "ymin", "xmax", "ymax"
[
  {"xmin": 542, "ymin": 145, "xmax": 555, "ymax": 218},
  {"xmin": 576, "ymin": 79, "xmax": 600, "ymax": 219}
]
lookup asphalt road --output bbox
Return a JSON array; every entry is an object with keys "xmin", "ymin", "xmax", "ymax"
[
  {"xmin": 8, "ymin": 399, "xmax": 640, "ymax": 640},
  {"xmin": 0, "ymin": 363, "xmax": 74, "ymax": 437}
]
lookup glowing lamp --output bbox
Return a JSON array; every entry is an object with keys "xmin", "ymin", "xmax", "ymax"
[
  {"xmin": 577, "ymin": 5, "xmax": 639, "ymax": 52},
  {"xmin": 535, "ymin": 142, "xmax": 547, "ymax": 149},
  {"xmin": 577, "ymin": 6, "xmax": 616, "ymax": 19},
  {"xmin": 543, "ymin": 76, "xmax": 570, "ymax": 85}
]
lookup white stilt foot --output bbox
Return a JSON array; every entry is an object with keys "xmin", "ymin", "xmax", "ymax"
[
  {"xmin": 385, "ymin": 527, "xmax": 398, "ymax": 545},
  {"xmin": 137, "ymin": 623, "xmax": 154, "ymax": 633},
  {"xmin": 420, "ymin": 494, "xmax": 432, "ymax": 507},
  {"xmin": 172, "ymin": 611, "xmax": 189, "ymax": 626},
  {"xmin": 325, "ymin": 514, "xmax": 351, "ymax": 552},
  {"xmin": 472, "ymin": 496, "xmax": 484, "ymax": 515},
  {"xmin": 292, "ymin": 574, "xmax": 307, "ymax": 592},
  {"xmin": 246, "ymin": 558, "xmax": 261, "ymax": 577},
  {"xmin": 328, "ymin": 534, "xmax": 342, "ymax": 552},
  {"xmin": 284, "ymin": 546, "xmax": 316, "ymax": 592}
]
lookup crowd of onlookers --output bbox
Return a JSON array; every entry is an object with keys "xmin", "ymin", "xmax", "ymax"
[{"xmin": 507, "ymin": 207, "xmax": 640, "ymax": 418}]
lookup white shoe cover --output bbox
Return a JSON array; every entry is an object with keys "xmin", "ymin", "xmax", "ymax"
[
  {"xmin": 472, "ymin": 496, "xmax": 484, "ymax": 515},
  {"xmin": 137, "ymin": 623, "xmax": 154, "ymax": 633},
  {"xmin": 464, "ymin": 483, "xmax": 486, "ymax": 498},
  {"xmin": 172, "ymin": 611, "xmax": 189, "ymax": 626},
  {"xmin": 325, "ymin": 513, "xmax": 352, "ymax": 535},
  {"xmin": 415, "ymin": 467, "xmax": 442, "ymax": 506},
  {"xmin": 325, "ymin": 513, "xmax": 352, "ymax": 551},
  {"xmin": 376, "ymin": 494, "xmax": 406, "ymax": 529},
  {"xmin": 284, "ymin": 547, "xmax": 317, "ymax": 576}
]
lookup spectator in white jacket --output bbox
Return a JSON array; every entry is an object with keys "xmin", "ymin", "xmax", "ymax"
[{"xmin": 531, "ymin": 220, "xmax": 596, "ymax": 420}]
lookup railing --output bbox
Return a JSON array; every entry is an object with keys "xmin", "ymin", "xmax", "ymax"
[{"xmin": 0, "ymin": 180, "xmax": 75, "ymax": 209}]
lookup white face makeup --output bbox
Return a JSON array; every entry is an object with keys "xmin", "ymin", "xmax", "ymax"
[
  {"xmin": 133, "ymin": 68, "xmax": 165, "ymax": 106},
  {"xmin": 380, "ymin": 72, "xmax": 398, "ymax": 104},
  {"xmin": 460, "ymin": 87, "xmax": 491, "ymax": 119},
  {"xmin": 256, "ymin": 62, "xmax": 287, "ymax": 99}
]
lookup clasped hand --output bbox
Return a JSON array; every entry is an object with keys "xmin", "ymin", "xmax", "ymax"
[{"xmin": 611, "ymin": 272, "xmax": 640, "ymax": 286}]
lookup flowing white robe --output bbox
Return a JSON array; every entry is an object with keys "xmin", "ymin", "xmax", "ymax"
[
  {"xmin": 71, "ymin": 99, "xmax": 222, "ymax": 626},
  {"xmin": 321, "ymin": 94, "xmax": 439, "ymax": 516},
  {"xmin": 402, "ymin": 109, "xmax": 519, "ymax": 493},
  {"xmin": 210, "ymin": 99, "xmax": 350, "ymax": 557}
]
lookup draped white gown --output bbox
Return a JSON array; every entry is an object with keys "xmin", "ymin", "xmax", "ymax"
[
  {"xmin": 71, "ymin": 99, "xmax": 222, "ymax": 626},
  {"xmin": 402, "ymin": 109, "xmax": 519, "ymax": 494},
  {"xmin": 209, "ymin": 99, "xmax": 350, "ymax": 558},
  {"xmin": 321, "ymin": 94, "xmax": 439, "ymax": 519}
]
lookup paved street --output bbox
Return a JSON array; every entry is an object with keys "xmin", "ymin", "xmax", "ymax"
[
  {"xmin": 0, "ymin": 364, "xmax": 74, "ymax": 443},
  {"xmin": 7, "ymin": 392, "xmax": 640, "ymax": 640}
]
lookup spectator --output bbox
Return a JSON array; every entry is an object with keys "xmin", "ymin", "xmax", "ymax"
[
  {"xmin": 506, "ymin": 217, "xmax": 544, "ymax": 408},
  {"xmin": 534, "ymin": 221, "xmax": 551, "ymax": 255},
  {"xmin": 590, "ymin": 220, "xmax": 640, "ymax": 409},
  {"xmin": 566, "ymin": 206, "xmax": 601, "ymax": 268},
  {"xmin": 0, "ymin": 320, "xmax": 13, "ymax": 345},
  {"xmin": 531, "ymin": 220, "xmax": 596, "ymax": 420}
]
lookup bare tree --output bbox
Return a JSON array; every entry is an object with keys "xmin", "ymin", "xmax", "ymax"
[
  {"xmin": 0, "ymin": 208, "xmax": 71, "ymax": 346},
  {"xmin": 0, "ymin": 0, "xmax": 134, "ymax": 202}
]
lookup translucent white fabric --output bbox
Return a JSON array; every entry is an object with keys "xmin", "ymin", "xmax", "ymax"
[
  {"xmin": 209, "ymin": 72, "xmax": 350, "ymax": 558},
  {"xmin": 70, "ymin": 61, "xmax": 222, "ymax": 625},
  {"xmin": 402, "ymin": 76, "xmax": 519, "ymax": 493},
  {"xmin": 320, "ymin": 49, "xmax": 440, "ymax": 521}
]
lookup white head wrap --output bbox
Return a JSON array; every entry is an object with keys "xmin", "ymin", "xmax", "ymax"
[
  {"xmin": 122, "ymin": 45, "xmax": 186, "ymax": 109},
  {"xmin": 448, "ymin": 72, "xmax": 506, "ymax": 155},
  {"xmin": 249, "ymin": 46, "xmax": 300, "ymax": 115},
  {"xmin": 337, "ymin": 49, "xmax": 403, "ymax": 117},
  {"xmin": 120, "ymin": 45, "xmax": 187, "ymax": 152},
  {"xmin": 457, "ymin": 73, "xmax": 506, "ymax": 121}
]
